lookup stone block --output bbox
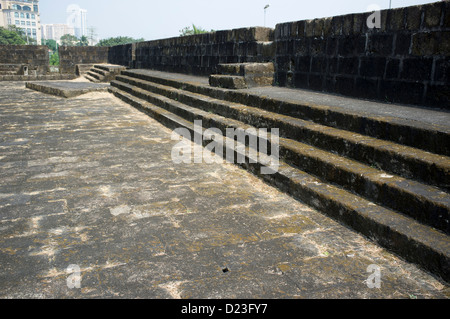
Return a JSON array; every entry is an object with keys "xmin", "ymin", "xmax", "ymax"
[
  {"xmin": 395, "ymin": 32, "xmax": 412, "ymax": 56},
  {"xmin": 338, "ymin": 35, "xmax": 366, "ymax": 56},
  {"xmin": 310, "ymin": 56, "xmax": 327, "ymax": 73},
  {"xmin": 405, "ymin": 5, "xmax": 423, "ymax": 31},
  {"xmin": 342, "ymin": 14, "xmax": 354, "ymax": 36},
  {"xmin": 425, "ymin": 84, "xmax": 450, "ymax": 109},
  {"xmin": 297, "ymin": 20, "xmax": 306, "ymax": 38},
  {"xmin": 437, "ymin": 31, "xmax": 450, "ymax": 56},
  {"xmin": 331, "ymin": 16, "xmax": 343, "ymax": 36},
  {"xmin": 295, "ymin": 38, "xmax": 310, "ymax": 56},
  {"xmin": 338, "ymin": 57, "xmax": 359, "ymax": 75},
  {"xmin": 423, "ymin": 2, "xmax": 443, "ymax": 29},
  {"xmin": 310, "ymin": 37, "xmax": 326, "ymax": 56},
  {"xmin": 353, "ymin": 14, "xmax": 365, "ymax": 34},
  {"xmin": 326, "ymin": 37, "xmax": 339, "ymax": 56},
  {"xmin": 400, "ymin": 57, "xmax": 433, "ymax": 81},
  {"xmin": 367, "ymin": 33, "xmax": 394, "ymax": 56},
  {"xmin": 209, "ymin": 75, "xmax": 248, "ymax": 89},
  {"xmin": 257, "ymin": 41, "xmax": 276, "ymax": 60},
  {"xmin": 354, "ymin": 77, "xmax": 379, "ymax": 99},
  {"xmin": 379, "ymin": 80, "xmax": 425, "ymax": 104},
  {"xmin": 328, "ymin": 57, "xmax": 339, "ymax": 74},
  {"xmin": 389, "ymin": 8, "xmax": 405, "ymax": 30},
  {"xmin": 359, "ymin": 57, "xmax": 386, "ymax": 78},
  {"xmin": 323, "ymin": 17, "xmax": 333, "ymax": 37},
  {"xmin": 293, "ymin": 72, "xmax": 309, "ymax": 88},
  {"xmin": 305, "ymin": 20, "xmax": 315, "ymax": 37},
  {"xmin": 289, "ymin": 21, "xmax": 299, "ymax": 38},
  {"xmin": 313, "ymin": 18, "xmax": 324, "ymax": 37},
  {"xmin": 334, "ymin": 75, "xmax": 355, "ymax": 96},
  {"xmin": 294, "ymin": 56, "xmax": 311, "ymax": 73},
  {"xmin": 411, "ymin": 32, "xmax": 438, "ymax": 56},
  {"xmin": 445, "ymin": 2, "xmax": 450, "ymax": 28},
  {"xmin": 434, "ymin": 57, "xmax": 450, "ymax": 82},
  {"xmin": 385, "ymin": 58, "xmax": 400, "ymax": 79}
]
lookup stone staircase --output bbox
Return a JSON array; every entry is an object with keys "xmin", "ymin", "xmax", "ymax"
[
  {"xmin": 0, "ymin": 64, "xmax": 21, "ymax": 75},
  {"xmin": 108, "ymin": 69, "xmax": 450, "ymax": 283},
  {"xmin": 209, "ymin": 62, "xmax": 275, "ymax": 89},
  {"xmin": 84, "ymin": 64, "xmax": 127, "ymax": 83}
]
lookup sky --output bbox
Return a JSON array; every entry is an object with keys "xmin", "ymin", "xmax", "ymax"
[{"xmin": 39, "ymin": 0, "xmax": 440, "ymax": 41}]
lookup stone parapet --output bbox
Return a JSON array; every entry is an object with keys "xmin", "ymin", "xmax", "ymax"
[{"xmin": 274, "ymin": 1, "xmax": 450, "ymax": 109}]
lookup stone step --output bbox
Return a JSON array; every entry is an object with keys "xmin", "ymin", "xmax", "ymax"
[
  {"xmin": 217, "ymin": 62, "xmax": 275, "ymax": 76},
  {"xmin": 111, "ymin": 78, "xmax": 450, "ymax": 234},
  {"xmin": 94, "ymin": 64, "xmax": 127, "ymax": 73},
  {"xmin": 87, "ymin": 70, "xmax": 104, "ymax": 81},
  {"xmin": 89, "ymin": 65, "xmax": 126, "ymax": 82},
  {"xmin": 210, "ymin": 63, "xmax": 275, "ymax": 88},
  {"xmin": 0, "ymin": 64, "xmax": 21, "ymax": 71},
  {"xmin": 115, "ymin": 74, "xmax": 450, "ymax": 191},
  {"xmin": 121, "ymin": 70, "xmax": 450, "ymax": 157},
  {"xmin": 209, "ymin": 75, "xmax": 248, "ymax": 89},
  {"xmin": 84, "ymin": 74, "xmax": 99, "ymax": 83},
  {"xmin": 91, "ymin": 67, "xmax": 109, "ymax": 77},
  {"xmin": 108, "ymin": 85, "xmax": 450, "ymax": 282},
  {"xmin": 76, "ymin": 64, "xmax": 95, "ymax": 76},
  {"xmin": 0, "ymin": 71, "xmax": 18, "ymax": 75}
]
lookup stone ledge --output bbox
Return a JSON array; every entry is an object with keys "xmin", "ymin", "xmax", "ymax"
[
  {"xmin": 26, "ymin": 81, "xmax": 110, "ymax": 98},
  {"xmin": 0, "ymin": 74, "xmax": 77, "ymax": 82},
  {"xmin": 209, "ymin": 75, "xmax": 248, "ymax": 89}
]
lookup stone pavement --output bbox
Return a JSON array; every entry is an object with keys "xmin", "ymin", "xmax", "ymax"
[{"xmin": 0, "ymin": 81, "xmax": 448, "ymax": 299}]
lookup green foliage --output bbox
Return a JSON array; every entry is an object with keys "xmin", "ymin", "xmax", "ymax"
[
  {"xmin": 77, "ymin": 36, "xmax": 89, "ymax": 47},
  {"xmin": 49, "ymin": 51, "xmax": 59, "ymax": 66},
  {"xmin": 8, "ymin": 25, "xmax": 37, "ymax": 45},
  {"xmin": 44, "ymin": 39, "xmax": 57, "ymax": 52},
  {"xmin": 96, "ymin": 36, "xmax": 145, "ymax": 47},
  {"xmin": 179, "ymin": 24, "xmax": 213, "ymax": 36},
  {"xmin": 0, "ymin": 26, "xmax": 27, "ymax": 45},
  {"xmin": 60, "ymin": 34, "xmax": 78, "ymax": 46}
]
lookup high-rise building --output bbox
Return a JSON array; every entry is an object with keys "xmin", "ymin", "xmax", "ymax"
[
  {"xmin": 66, "ymin": 4, "xmax": 87, "ymax": 39},
  {"xmin": 0, "ymin": 0, "xmax": 42, "ymax": 44},
  {"xmin": 41, "ymin": 24, "xmax": 75, "ymax": 44}
]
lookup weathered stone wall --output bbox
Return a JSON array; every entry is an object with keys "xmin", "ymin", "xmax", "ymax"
[
  {"xmin": 59, "ymin": 46, "xmax": 110, "ymax": 74},
  {"xmin": 108, "ymin": 27, "xmax": 275, "ymax": 76},
  {"xmin": 274, "ymin": 1, "xmax": 450, "ymax": 109},
  {"xmin": 108, "ymin": 43, "xmax": 134, "ymax": 68},
  {"xmin": 0, "ymin": 45, "xmax": 49, "ymax": 75}
]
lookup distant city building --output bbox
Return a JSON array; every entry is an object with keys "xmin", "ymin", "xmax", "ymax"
[
  {"xmin": 41, "ymin": 23, "xmax": 75, "ymax": 44},
  {"xmin": 66, "ymin": 4, "xmax": 87, "ymax": 38},
  {"xmin": 0, "ymin": 0, "xmax": 42, "ymax": 44}
]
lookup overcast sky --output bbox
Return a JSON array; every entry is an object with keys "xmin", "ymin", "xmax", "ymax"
[{"xmin": 39, "ymin": 0, "xmax": 440, "ymax": 41}]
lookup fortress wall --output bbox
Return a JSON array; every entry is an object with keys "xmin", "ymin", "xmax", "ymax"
[
  {"xmin": 108, "ymin": 27, "xmax": 275, "ymax": 76},
  {"xmin": 274, "ymin": 1, "xmax": 450, "ymax": 108},
  {"xmin": 0, "ymin": 45, "xmax": 49, "ymax": 75},
  {"xmin": 58, "ymin": 46, "xmax": 110, "ymax": 74}
]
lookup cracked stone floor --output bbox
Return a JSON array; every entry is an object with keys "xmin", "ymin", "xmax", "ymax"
[{"xmin": 0, "ymin": 81, "xmax": 448, "ymax": 299}]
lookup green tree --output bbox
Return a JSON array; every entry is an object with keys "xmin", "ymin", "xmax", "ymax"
[
  {"xmin": 179, "ymin": 24, "xmax": 212, "ymax": 36},
  {"xmin": 49, "ymin": 51, "xmax": 59, "ymax": 66},
  {"xmin": 44, "ymin": 39, "xmax": 57, "ymax": 52},
  {"xmin": 8, "ymin": 26, "xmax": 37, "ymax": 45},
  {"xmin": 0, "ymin": 26, "xmax": 26, "ymax": 45},
  {"xmin": 96, "ymin": 36, "xmax": 145, "ymax": 47},
  {"xmin": 60, "ymin": 34, "xmax": 78, "ymax": 46},
  {"xmin": 77, "ymin": 35, "xmax": 89, "ymax": 47}
]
